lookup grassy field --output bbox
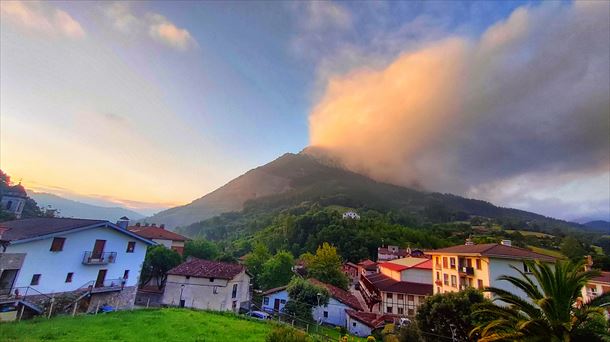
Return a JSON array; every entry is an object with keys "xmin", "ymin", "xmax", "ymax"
[
  {"xmin": 0, "ymin": 308, "xmax": 273, "ymax": 342},
  {"xmin": 505, "ymin": 230, "xmax": 554, "ymax": 238},
  {"xmin": 528, "ymin": 245, "xmax": 565, "ymax": 259}
]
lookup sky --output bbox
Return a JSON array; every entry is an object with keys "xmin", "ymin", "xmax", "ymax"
[{"xmin": 1, "ymin": 1, "xmax": 608, "ymax": 221}]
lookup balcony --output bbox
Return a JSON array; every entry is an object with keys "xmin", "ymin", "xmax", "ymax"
[
  {"xmin": 82, "ymin": 251, "xmax": 117, "ymax": 265},
  {"xmin": 92, "ymin": 278, "xmax": 125, "ymax": 293},
  {"xmin": 458, "ymin": 266, "xmax": 474, "ymax": 276}
]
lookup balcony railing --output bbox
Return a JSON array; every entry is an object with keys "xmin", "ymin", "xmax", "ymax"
[
  {"xmin": 92, "ymin": 278, "xmax": 125, "ymax": 293},
  {"xmin": 82, "ymin": 251, "xmax": 117, "ymax": 265},
  {"xmin": 458, "ymin": 266, "xmax": 475, "ymax": 276}
]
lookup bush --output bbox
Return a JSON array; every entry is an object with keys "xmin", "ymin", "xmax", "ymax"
[
  {"xmin": 367, "ymin": 336, "xmax": 376, "ymax": 342},
  {"xmin": 266, "ymin": 326, "xmax": 311, "ymax": 342}
]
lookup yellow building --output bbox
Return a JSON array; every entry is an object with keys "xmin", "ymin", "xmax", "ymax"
[{"xmin": 427, "ymin": 241, "xmax": 555, "ymax": 298}]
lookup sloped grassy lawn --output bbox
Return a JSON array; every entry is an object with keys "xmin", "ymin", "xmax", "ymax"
[{"xmin": 0, "ymin": 308, "xmax": 273, "ymax": 341}]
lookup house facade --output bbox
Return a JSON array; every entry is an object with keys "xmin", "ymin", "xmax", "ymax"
[
  {"xmin": 0, "ymin": 218, "xmax": 153, "ymax": 313},
  {"xmin": 360, "ymin": 257, "xmax": 433, "ymax": 316},
  {"xmin": 346, "ymin": 310, "xmax": 394, "ymax": 337},
  {"xmin": 427, "ymin": 241, "xmax": 555, "ymax": 299},
  {"xmin": 0, "ymin": 184, "xmax": 27, "ymax": 219},
  {"xmin": 162, "ymin": 258, "xmax": 251, "ymax": 312},
  {"xmin": 129, "ymin": 223, "xmax": 188, "ymax": 255},
  {"xmin": 261, "ymin": 285, "xmax": 288, "ymax": 313},
  {"xmin": 582, "ymin": 271, "xmax": 610, "ymax": 303}
]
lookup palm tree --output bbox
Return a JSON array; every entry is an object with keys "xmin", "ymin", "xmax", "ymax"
[{"xmin": 471, "ymin": 259, "xmax": 609, "ymax": 341}]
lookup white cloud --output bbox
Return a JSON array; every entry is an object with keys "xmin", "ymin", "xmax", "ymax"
[
  {"xmin": 103, "ymin": 2, "xmax": 196, "ymax": 51},
  {"xmin": 0, "ymin": 1, "xmax": 85, "ymax": 39}
]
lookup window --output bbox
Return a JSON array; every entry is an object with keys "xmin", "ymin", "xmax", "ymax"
[
  {"xmin": 476, "ymin": 259, "xmax": 482, "ymax": 270},
  {"xmin": 65, "ymin": 272, "xmax": 73, "ymax": 283},
  {"xmin": 280, "ymin": 299, "xmax": 286, "ymax": 304},
  {"xmin": 398, "ymin": 307, "xmax": 404, "ymax": 315},
  {"xmin": 397, "ymin": 294, "xmax": 404, "ymax": 300},
  {"xmin": 263, "ymin": 297, "xmax": 269, "ymax": 305},
  {"xmin": 443, "ymin": 273, "xmax": 449, "ymax": 285},
  {"xmin": 123, "ymin": 270, "xmax": 130, "ymax": 279},
  {"xmin": 232, "ymin": 284, "xmax": 238, "ymax": 298},
  {"xmin": 450, "ymin": 258, "xmax": 456, "ymax": 269},
  {"xmin": 436, "ymin": 272, "xmax": 440, "ymax": 280},
  {"xmin": 31, "ymin": 274, "xmax": 41, "ymax": 286},
  {"xmin": 50, "ymin": 237, "xmax": 66, "ymax": 252},
  {"xmin": 477, "ymin": 279, "xmax": 484, "ymax": 290},
  {"xmin": 467, "ymin": 258, "xmax": 473, "ymax": 267},
  {"xmin": 386, "ymin": 306, "xmax": 393, "ymax": 313},
  {"xmin": 6, "ymin": 200, "xmax": 12, "ymax": 210},
  {"xmin": 352, "ymin": 322, "xmax": 357, "ymax": 327},
  {"xmin": 435, "ymin": 257, "xmax": 441, "ymax": 267},
  {"xmin": 407, "ymin": 295, "xmax": 414, "ymax": 302},
  {"xmin": 323, "ymin": 311, "xmax": 328, "ymax": 318},
  {"xmin": 442, "ymin": 257, "xmax": 448, "ymax": 268},
  {"xmin": 387, "ymin": 293, "xmax": 393, "ymax": 299},
  {"xmin": 232, "ymin": 301, "xmax": 237, "ymax": 310},
  {"xmin": 451, "ymin": 275, "xmax": 457, "ymax": 287},
  {"xmin": 213, "ymin": 286, "xmax": 218, "ymax": 294},
  {"xmin": 126, "ymin": 241, "xmax": 135, "ymax": 253},
  {"xmin": 210, "ymin": 278, "xmax": 215, "ymax": 283}
]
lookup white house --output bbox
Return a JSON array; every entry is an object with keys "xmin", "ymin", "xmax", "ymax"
[
  {"xmin": 262, "ymin": 279, "xmax": 363, "ymax": 328},
  {"xmin": 342, "ymin": 211, "xmax": 360, "ymax": 220},
  {"xmin": 0, "ymin": 217, "xmax": 154, "ymax": 313},
  {"xmin": 346, "ymin": 309, "xmax": 391, "ymax": 337},
  {"xmin": 162, "ymin": 258, "xmax": 251, "ymax": 312},
  {"xmin": 261, "ymin": 285, "xmax": 289, "ymax": 313},
  {"xmin": 0, "ymin": 184, "xmax": 27, "ymax": 219},
  {"xmin": 128, "ymin": 223, "xmax": 188, "ymax": 255}
]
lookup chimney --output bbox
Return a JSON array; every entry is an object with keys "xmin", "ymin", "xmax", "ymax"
[
  {"xmin": 151, "ymin": 223, "xmax": 157, "ymax": 227},
  {"xmin": 116, "ymin": 217, "xmax": 129, "ymax": 230},
  {"xmin": 160, "ymin": 224, "xmax": 165, "ymax": 229},
  {"xmin": 500, "ymin": 240, "xmax": 511, "ymax": 247},
  {"xmin": 465, "ymin": 238, "xmax": 474, "ymax": 246}
]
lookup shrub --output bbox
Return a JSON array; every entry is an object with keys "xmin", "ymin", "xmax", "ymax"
[
  {"xmin": 367, "ymin": 336, "xmax": 376, "ymax": 342},
  {"xmin": 266, "ymin": 326, "xmax": 311, "ymax": 342}
]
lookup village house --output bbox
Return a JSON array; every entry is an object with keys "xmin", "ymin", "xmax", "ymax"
[
  {"xmin": 0, "ymin": 183, "xmax": 27, "ymax": 219},
  {"xmin": 162, "ymin": 258, "xmax": 251, "ymax": 312},
  {"xmin": 357, "ymin": 259, "xmax": 378, "ymax": 276},
  {"xmin": 427, "ymin": 240, "xmax": 555, "ymax": 298},
  {"xmin": 346, "ymin": 309, "xmax": 396, "ymax": 337},
  {"xmin": 128, "ymin": 222, "xmax": 189, "ymax": 255},
  {"xmin": 0, "ymin": 218, "xmax": 154, "ymax": 317},
  {"xmin": 342, "ymin": 211, "xmax": 360, "ymax": 220},
  {"xmin": 359, "ymin": 257, "xmax": 433, "ymax": 316},
  {"xmin": 582, "ymin": 257, "xmax": 610, "ymax": 304},
  {"xmin": 261, "ymin": 278, "xmax": 363, "ymax": 328},
  {"xmin": 342, "ymin": 262, "xmax": 359, "ymax": 283},
  {"xmin": 377, "ymin": 245, "xmax": 425, "ymax": 262}
]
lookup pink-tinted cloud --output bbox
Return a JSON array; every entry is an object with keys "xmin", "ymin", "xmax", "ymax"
[{"xmin": 0, "ymin": 1, "xmax": 85, "ymax": 39}]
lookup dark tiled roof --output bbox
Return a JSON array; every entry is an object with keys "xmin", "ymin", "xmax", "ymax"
[
  {"xmin": 364, "ymin": 273, "xmax": 432, "ymax": 295},
  {"xmin": 129, "ymin": 226, "xmax": 188, "ymax": 241},
  {"xmin": 346, "ymin": 310, "xmax": 396, "ymax": 329},
  {"xmin": 262, "ymin": 285, "xmax": 288, "ymax": 296},
  {"xmin": 378, "ymin": 247, "xmax": 408, "ymax": 257},
  {"xmin": 0, "ymin": 218, "xmax": 107, "ymax": 241},
  {"xmin": 167, "ymin": 258, "xmax": 245, "ymax": 279},
  {"xmin": 592, "ymin": 271, "xmax": 610, "ymax": 284},
  {"xmin": 430, "ymin": 243, "xmax": 556, "ymax": 262},
  {"xmin": 309, "ymin": 279, "xmax": 363, "ymax": 311},
  {"xmin": 358, "ymin": 259, "xmax": 378, "ymax": 271}
]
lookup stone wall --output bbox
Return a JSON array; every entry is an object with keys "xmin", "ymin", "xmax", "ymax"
[{"xmin": 87, "ymin": 286, "xmax": 137, "ymax": 312}]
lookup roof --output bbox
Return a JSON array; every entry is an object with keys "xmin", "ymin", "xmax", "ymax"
[
  {"xmin": 429, "ymin": 243, "xmax": 556, "ymax": 262},
  {"xmin": 346, "ymin": 310, "xmax": 395, "ymax": 329},
  {"xmin": 378, "ymin": 247, "xmax": 408, "ymax": 257},
  {"xmin": 1, "ymin": 184, "xmax": 27, "ymax": 197},
  {"xmin": 358, "ymin": 259, "xmax": 378, "ymax": 271},
  {"xmin": 167, "ymin": 258, "xmax": 245, "ymax": 279},
  {"xmin": 364, "ymin": 273, "xmax": 433, "ymax": 295},
  {"xmin": 0, "ymin": 218, "xmax": 154, "ymax": 244},
  {"xmin": 129, "ymin": 226, "xmax": 188, "ymax": 242},
  {"xmin": 591, "ymin": 271, "xmax": 610, "ymax": 284},
  {"xmin": 309, "ymin": 279, "xmax": 363, "ymax": 311},
  {"xmin": 262, "ymin": 285, "xmax": 288, "ymax": 296},
  {"xmin": 382, "ymin": 257, "xmax": 432, "ymax": 271}
]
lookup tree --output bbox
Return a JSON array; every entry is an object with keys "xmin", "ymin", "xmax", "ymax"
[
  {"xmin": 305, "ymin": 243, "xmax": 349, "ymax": 290},
  {"xmin": 416, "ymin": 288, "xmax": 488, "ymax": 342},
  {"xmin": 244, "ymin": 243, "xmax": 272, "ymax": 288},
  {"xmin": 472, "ymin": 259, "xmax": 610, "ymax": 341},
  {"xmin": 140, "ymin": 245, "xmax": 182, "ymax": 289},
  {"xmin": 284, "ymin": 277, "xmax": 329, "ymax": 322},
  {"xmin": 183, "ymin": 239, "xmax": 220, "ymax": 261},
  {"xmin": 259, "ymin": 250, "xmax": 294, "ymax": 290},
  {"xmin": 560, "ymin": 236, "xmax": 586, "ymax": 261}
]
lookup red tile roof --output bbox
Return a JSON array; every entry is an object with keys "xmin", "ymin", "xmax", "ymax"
[
  {"xmin": 129, "ymin": 226, "xmax": 188, "ymax": 241},
  {"xmin": 358, "ymin": 259, "xmax": 378, "ymax": 271},
  {"xmin": 309, "ymin": 279, "xmax": 363, "ymax": 311},
  {"xmin": 346, "ymin": 310, "xmax": 397, "ymax": 329},
  {"xmin": 167, "ymin": 258, "xmax": 245, "ymax": 279},
  {"xmin": 430, "ymin": 243, "xmax": 556, "ymax": 262},
  {"xmin": 364, "ymin": 273, "xmax": 433, "ymax": 295},
  {"xmin": 379, "ymin": 262, "xmax": 409, "ymax": 272},
  {"xmin": 413, "ymin": 259, "xmax": 433, "ymax": 270},
  {"xmin": 592, "ymin": 271, "xmax": 610, "ymax": 284},
  {"xmin": 379, "ymin": 258, "xmax": 432, "ymax": 272}
]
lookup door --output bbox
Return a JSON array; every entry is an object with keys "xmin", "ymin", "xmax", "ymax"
[
  {"xmin": 92, "ymin": 240, "xmax": 106, "ymax": 259},
  {"xmin": 273, "ymin": 299, "xmax": 280, "ymax": 312},
  {"xmin": 95, "ymin": 269, "xmax": 107, "ymax": 288}
]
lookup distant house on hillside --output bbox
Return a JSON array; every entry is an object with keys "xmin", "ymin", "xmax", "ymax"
[
  {"xmin": 427, "ymin": 240, "xmax": 555, "ymax": 298},
  {"xmin": 342, "ymin": 211, "xmax": 360, "ymax": 220},
  {"xmin": 0, "ymin": 218, "xmax": 154, "ymax": 318},
  {"xmin": 162, "ymin": 258, "xmax": 251, "ymax": 312},
  {"xmin": 582, "ymin": 257, "xmax": 610, "ymax": 304},
  {"xmin": 357, "ymin": 259, "xmax": 378, "ymax": 276},
  {"xmin": 378, "ymin": 245, "xmax": 426, "ymax": 261},
  {"xmin": 346, "ymin": 309, "xmax": 397, "ymax": 337},
  {"xmin": 128, "ymin": 222, "xmax": 189, "ymax": 255},
  {"xmin": 0, "ymin": 184, "xmax": 27, "ymax": 219},
  {"xmin": 359, "ymin": 257, "xmax": 433, "ymax": 315}
]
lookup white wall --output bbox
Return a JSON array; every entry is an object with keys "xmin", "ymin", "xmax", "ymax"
[
  {"xmin": 488, "ymin": 258, "xmax": 542, "ymax": 302},
  {"xmin": 312, "ymin": 298, "xmax": 349, "ymax": 327},
  {"xmin": 348, "ymin": 316, "xmax": 373, "ymax": 337},
  {"xmin": 401, "ymin": 269, "xmax": 431, "ymax": 284},
  {"xmin": 6, "ymin": 226, "xmax": 148, "ymax": 294},
  {"xmin": 262, "ymin": 290, "xmax": 289, "ymax": 313},
  {"xmin": 152, "ymin": 238, "xmax": 172, "ymax": 248},
  {"xmin": 162, "ymin": 271, "xmax": 250, "ymax": 311}
]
